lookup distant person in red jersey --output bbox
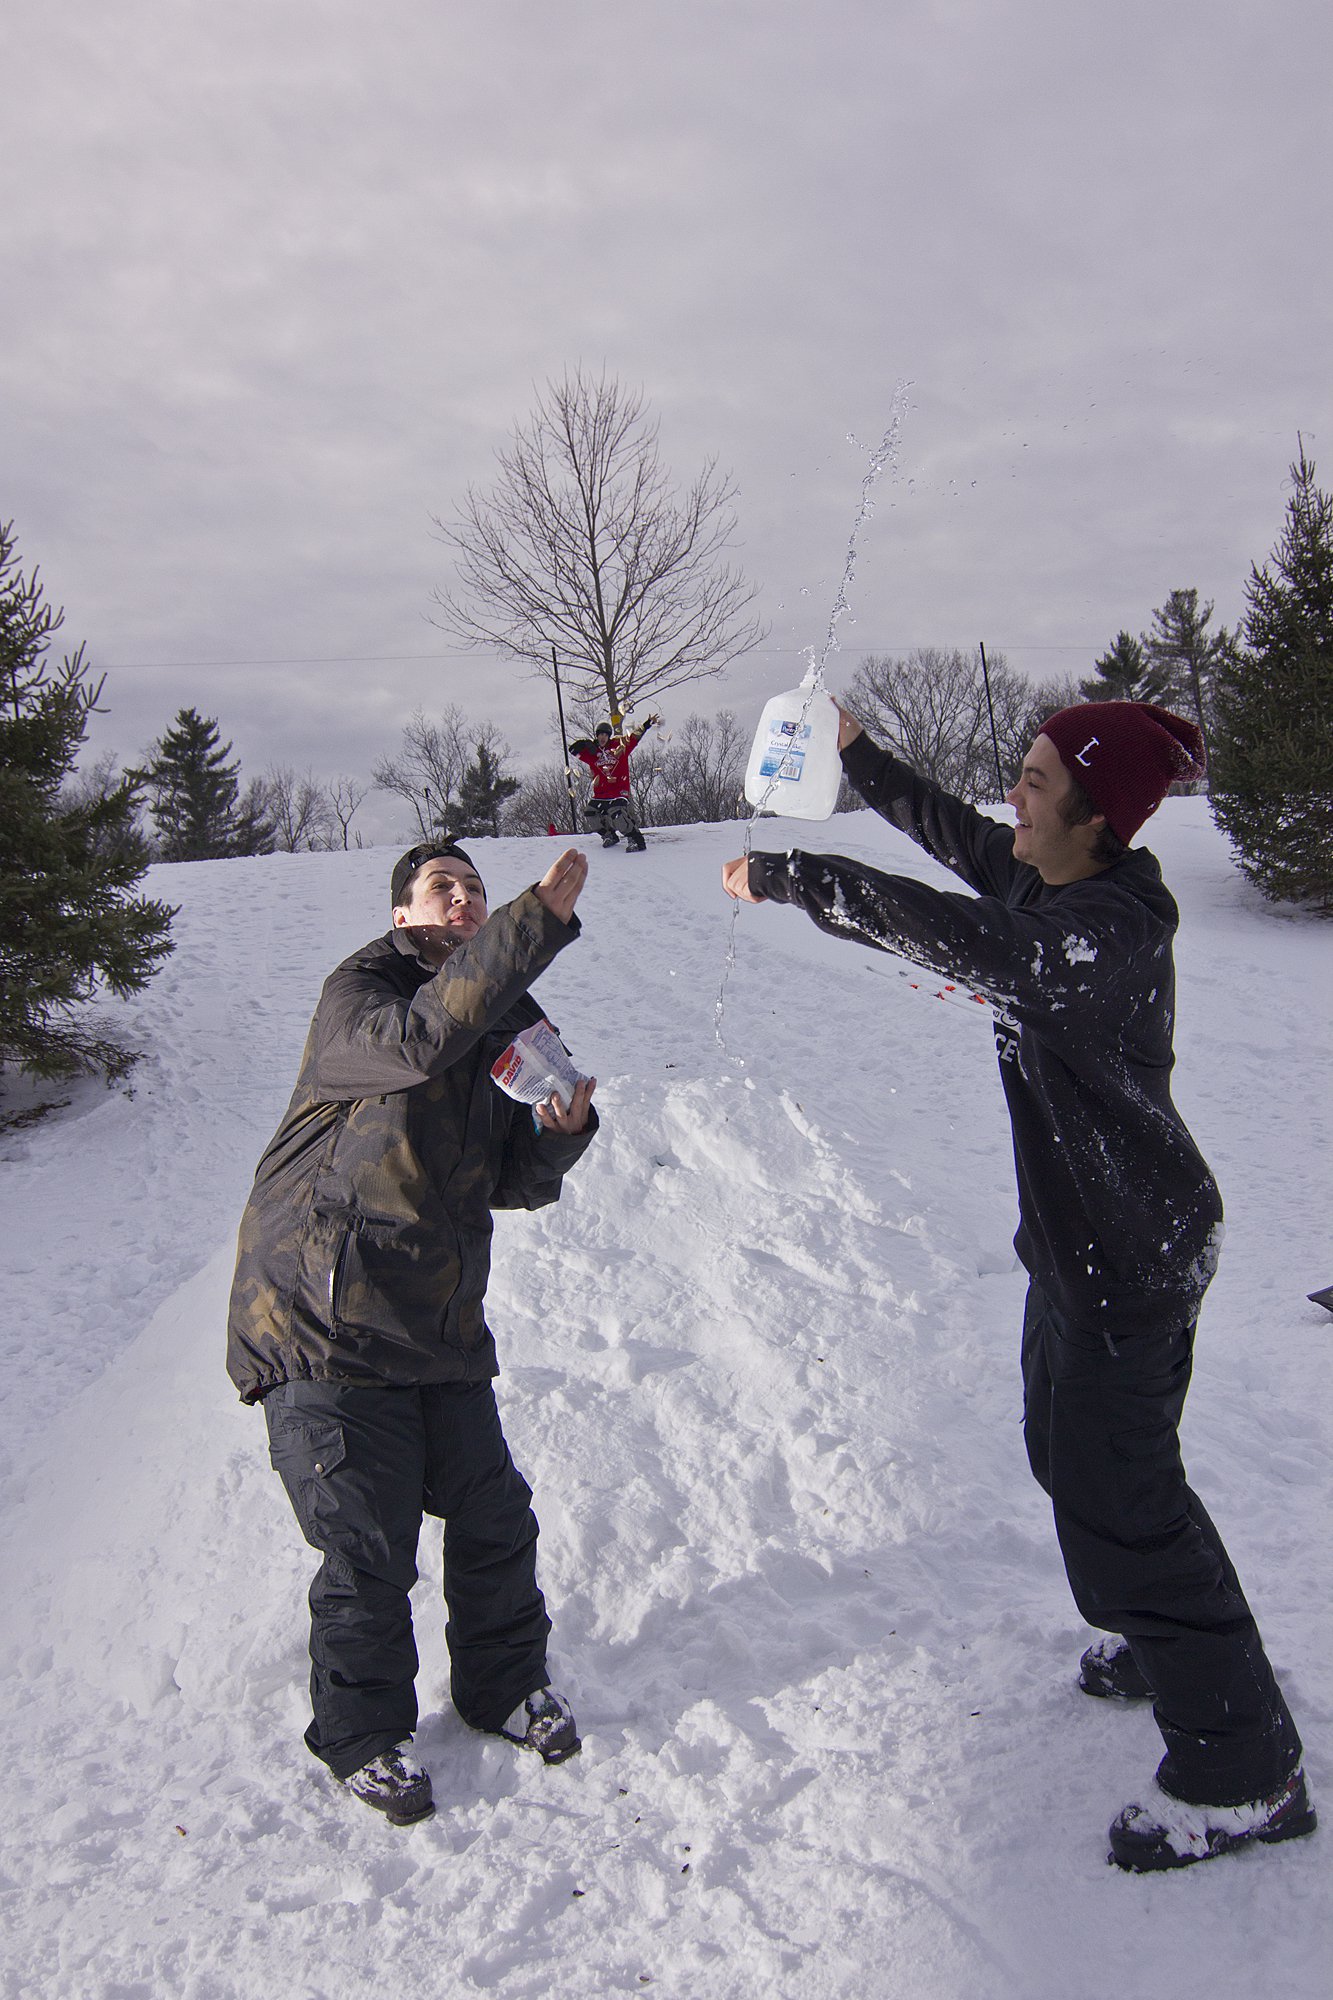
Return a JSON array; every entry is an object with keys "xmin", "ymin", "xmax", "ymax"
[{"xmin": 569, "ymin": 717, "xmax": 660, "ymax": 852}]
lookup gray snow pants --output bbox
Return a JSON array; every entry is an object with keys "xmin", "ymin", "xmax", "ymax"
[{"xmin": 265, "ymin": 1379, "xmax": 551, "ymax": 1779}]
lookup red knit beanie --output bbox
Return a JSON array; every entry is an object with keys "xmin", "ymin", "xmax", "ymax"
[{"xmin": 1039, "ymin": 703, "xmax": 1207, "ymax": 844}]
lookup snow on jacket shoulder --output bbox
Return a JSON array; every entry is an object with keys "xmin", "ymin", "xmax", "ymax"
[
  {"xmin": 748, "ymin": 732, "xmax": 1223, "ymax": 1335},
  {"xmin": 226, "ymin": 888, "xmax": 596, "ymax": 1403}
]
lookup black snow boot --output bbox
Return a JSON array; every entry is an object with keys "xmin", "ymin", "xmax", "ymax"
[
  {"xmin": 625, "ymin": 830, "xmax": 646, "ymax": 852},
  {"xmin": 1108, "ymin": 1767, "xmax": 1316, "ymax": 1871},
  {"xmin": 494, "ymin": 1687, "xmax": 581, "ymax": 1764},
  {"xmin": 601, "ymin": 830, "xmax": 620, "ymax": 847},
  {"xmin": 343, "ymin": 1741, "xmax": 435, "ymax": 1825},
  {"xmin": 1079, "ymin": 1636, "xmax": 1154, "ymax": 1702}
]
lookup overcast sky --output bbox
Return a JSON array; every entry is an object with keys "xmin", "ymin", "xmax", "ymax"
[{"xmin": 4, "ymin": 0, "xmax": 1329, "ymax": 840}]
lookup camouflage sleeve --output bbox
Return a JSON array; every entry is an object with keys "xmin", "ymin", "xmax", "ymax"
[
  {"xmin": 492, "ymin": 1103, "xmax": 600, "ymax": 1212},
  {"xmin": 313, "ymin": 891, "xmax": 581, "ymax": 1100}
]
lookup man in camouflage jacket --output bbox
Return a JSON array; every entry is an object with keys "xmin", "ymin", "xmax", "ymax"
[{"xmin": 227, "ymin": 842, "xmax": 597, "ymax": 1823}]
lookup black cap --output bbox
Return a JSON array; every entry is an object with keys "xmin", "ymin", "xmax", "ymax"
[{"xmin": 390, "ymin": 842, "xmax": 483, "ymax": 910}]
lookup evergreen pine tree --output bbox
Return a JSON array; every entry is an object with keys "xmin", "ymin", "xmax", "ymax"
[
  {"xmin": 139, "ymin": 708, "xmax": 274, "ymax": 859},
  {"xmin": 59, "ymin": 750, "xmax": 153, "ymax": 871},
  {"xmin": 1079, "ymin": 631, "xmax": 1173, "ymax": 702},
  {"xmin": 1142, "ymin": 587, "xmax": 1236, "ymax": 767},
  {"xmin": 1210, "ymin": 445, "xmax": 1333, "ymax": 913},
  {"xmin": 453, "ymin": 740, "xmax": 520, "ymax": 837},
  {"xmin": 0, "ymin": 519, "xmax": 175, "ymax": 1088}
]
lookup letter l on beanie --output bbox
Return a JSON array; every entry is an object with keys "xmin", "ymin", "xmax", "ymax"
[{"xmin": 1040, "ymin": 702, "xmax": 1207, "ymax": 843}]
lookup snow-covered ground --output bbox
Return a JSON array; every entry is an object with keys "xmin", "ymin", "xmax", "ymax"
[{"xmin": 1, "ymin": 801, "xmax": 1328, "ymax": 2000}]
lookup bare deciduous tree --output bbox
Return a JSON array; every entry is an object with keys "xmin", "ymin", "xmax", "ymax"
[
  {"xmin": 501, "ymin": 763, "xmax": 584, "ymax": 839},
  {"xmin": 432, "ymin": 368, "xmax": 765, "ymax": 720},
  {"xmin": 373, "ymin": 707, "xmax": 515, "ymax": 840},
  {"xmin": 846, "ymin": 650, "xmax": 1080, "ymax": 801},
  {"xmin": 998, "ymin": 671, "xmax": 1082, "ymax": 784},
  {"xmin": 645, "ymin": 711, "xmax": 747, "ymax": 826},
  {"xmin": 847, "ymin": 648, "xmax": 1000, "ymax": 799},
  {"xmin": 60, "ymin": 750, "xmax": 152, "ymax": 866},
  {"xmin": 372, "ymin": 707, "xmax": 471, "ymax": 839},
  {"xmin": 264, "ymin": 765, "xmax": 336, "ymax": 852},
  {"xmin": 324, "ymin": 774, "xmax": 368, "ymax": 850}
]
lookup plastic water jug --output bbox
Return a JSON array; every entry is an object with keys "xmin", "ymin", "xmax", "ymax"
[{"xmin": 743, "ymin": 667, "xmax": 842, "ymax": 820}]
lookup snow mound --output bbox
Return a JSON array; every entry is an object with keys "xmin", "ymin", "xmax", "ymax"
[{"xmin": 0, "ymin": 805, "xmax": 1328, "ymax": 2000}]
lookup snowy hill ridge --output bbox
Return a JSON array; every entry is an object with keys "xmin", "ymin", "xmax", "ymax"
[{"xmin": 1, "ymin": 804, "xmax": 1329, "ymax": 2000}]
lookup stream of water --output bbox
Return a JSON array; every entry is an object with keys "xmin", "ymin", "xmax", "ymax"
[{"xmin": 713, "ymin": 385, "xmax": 912, "ymax": 1052}]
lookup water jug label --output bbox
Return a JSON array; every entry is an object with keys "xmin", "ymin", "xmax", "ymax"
[{"xmin": 758, "ymin": 719, "xmax": 810, "ymax": 781}]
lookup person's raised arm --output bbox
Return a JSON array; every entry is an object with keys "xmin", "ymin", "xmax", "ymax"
[
  {"xmin": 833, "ymin": 699, "xmax": 1019, "ymax": 899},
  {"xmin": 314, "ymin": 868, "xmax": 587, "ymax": 1100},
  {"xmin": 723, "ymin": 843, "xmax": 1134, "ymax": 1033}
]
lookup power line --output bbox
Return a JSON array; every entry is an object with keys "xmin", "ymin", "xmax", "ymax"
[
  {"xmin": 100, "ymin": 640, "xmax": 1109, "ymax": 671},
  {"xmin": 99, "ymin": 650, "xmax": 488, "ymax": 670}
]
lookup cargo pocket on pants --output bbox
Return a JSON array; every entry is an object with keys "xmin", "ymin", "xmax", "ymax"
[{"xmin": 265, "ymin": 1405, "xmax": 347, "ymax": 1547}]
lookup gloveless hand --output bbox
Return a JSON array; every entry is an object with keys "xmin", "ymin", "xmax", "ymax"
[
  {"xmin": 720, "ymin": 857, "xmax": 765, "ymax": 903},
  {"xmin": 535, "ymin": 1075, "xmax": 597, "ymax": 1134},
  {"xmin": 534, "ymin": 848, "xmax": 588, "ymax": 924}
]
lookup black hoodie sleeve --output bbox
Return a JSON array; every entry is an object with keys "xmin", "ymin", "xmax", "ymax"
[
  {"xmin": 839, "ymin": 731, "xmax": 1021, "ymax": 900},
  {"xmin": 745, "ymin": 847, "xmax": 1156, "ymax": 1037}
]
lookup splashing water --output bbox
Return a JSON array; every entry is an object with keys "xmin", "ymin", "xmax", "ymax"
[
  {"xmin": 811, "ymin": 392, "xmax": 912, "ymax": 685},
  {"xmin": 714, "ymin": 385, "xmax": 912, "ymax": 1052}
]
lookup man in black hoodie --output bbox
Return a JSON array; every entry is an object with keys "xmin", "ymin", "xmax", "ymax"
[{"xmin": 722, "ymin": 701, "xmax": 1314, "ymax": 1872}]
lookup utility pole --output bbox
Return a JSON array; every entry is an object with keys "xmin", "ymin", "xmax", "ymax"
[
  {"xmin": 979, "ymin": 642, "xmax": 1004, "ymax": 797},
  {"xmin": 551, "ymin": 646, "xmax": 580, "ymax": 835}
]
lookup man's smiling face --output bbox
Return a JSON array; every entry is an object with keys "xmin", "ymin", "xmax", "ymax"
[{"xmin": 1006, "ymin": 733, "xmax": 1107, "ymax": 886}]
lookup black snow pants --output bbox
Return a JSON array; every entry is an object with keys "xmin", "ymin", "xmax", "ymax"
[
  {"xmin": 1021, "ymin": 1282, "xmax": 1302, "ymax": 1807},
  {"xmin": 264, "ymin": 1379, "xmax": 552, "ymax": 1780}
]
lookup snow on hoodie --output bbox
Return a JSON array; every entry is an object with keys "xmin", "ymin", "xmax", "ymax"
[{"xmin": 747, "ymin": 731, "xmax": 1224, "ymax": 1336}]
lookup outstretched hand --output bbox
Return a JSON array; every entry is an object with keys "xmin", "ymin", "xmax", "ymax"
[
  {"xmin": 535, "ymin": 1075, "xmax": 597, "ymax": 1134},
  {"xmin": 534, "ymin": 848, "xmax": 588, "ymax": 924},
  {"xmin": 834, "ymin": 700, "xmax": 863, "ymax": 751},
  {"xmin": 721, "ymin": 856, "xmax": 765, "ymax": 903}
]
